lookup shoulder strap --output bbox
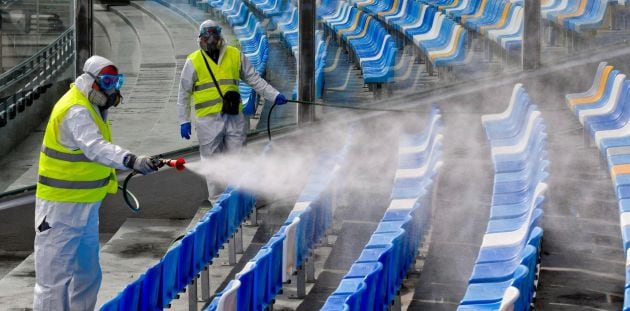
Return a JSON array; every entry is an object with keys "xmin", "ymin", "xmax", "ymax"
[{"xmin": 200, "ymin": 50, "xmax": 224, "ymax": 99}]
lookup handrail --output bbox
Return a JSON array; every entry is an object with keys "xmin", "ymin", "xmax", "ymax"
[
  {"xmin": 0, "ymin": 27, "xmax": 74, "ymax": 129},
  {"xmin": 0, "ymin": 27, "xmax": 74, "ymax": 95}
]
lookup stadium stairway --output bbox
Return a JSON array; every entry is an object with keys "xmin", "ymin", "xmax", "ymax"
[
  {"xmin": 407, "ymin": 87, "xmax": 499, "ymax": 310},
  {"xmin": 293, "ymin": 116, "xmax": 404, "ymax": 310}
]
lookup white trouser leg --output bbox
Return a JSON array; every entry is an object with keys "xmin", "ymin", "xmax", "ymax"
[
  {"xmin": 223, "ymin": 113, "xmax": 246, "ymax": 153},
  {"xmin": 200, "ymin": 142, "xmax": 222, "ymax": 200},
  {"xmin": 33, "ymin": 200, "xmax": 100, "ymax": 311},
  {"xmin": 197, "ymin": 113, "xmax": 246, "ymax": 200},
  {"xmin": 69, "ymin": 203, "xmax": 102, "ymax": 310}
]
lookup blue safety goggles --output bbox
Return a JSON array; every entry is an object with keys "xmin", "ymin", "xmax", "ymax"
[
  {"xmin": 96, "ymin": 74, "xmax": 124, "ymax": 91},
  {"xmin": 200, "ymin": 26, "xmax": 221, "ymax": 38}
]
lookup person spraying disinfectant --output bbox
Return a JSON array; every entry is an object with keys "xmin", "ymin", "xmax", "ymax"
[
  {"xmin": 177, "ymin": 19, "xmax": 288, "ymax": 200},
  {"xmin": 33, "ymin": 55, "xmax": 161, "ymax": 311}
]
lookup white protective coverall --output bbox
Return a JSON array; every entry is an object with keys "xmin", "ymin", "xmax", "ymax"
[
  {"xmin": 33, "ymin": 56, "xmax": 132, "ymax": 311},
  {"xmin": 177, "ymin": 45, "xmax": 280, "ymax": 196}
]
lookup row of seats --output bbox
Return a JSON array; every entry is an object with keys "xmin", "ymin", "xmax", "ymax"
[
  {"xmin": 321, "ymin": 108, "xmax": 443, "ymax": 310},
  {"xmin": 201, "ymin": 0, "xmax": 269, "ymax": 115},
  {"xmin": 206, "ymin": 132, "xmax": 353, "ymax": 310},
  {"xmin": 0, "ymin": 28, "xmax": 73, "ymax": 128},
  {"xmin": 350, "ymin": 0, "xmax": 470, "ymax": 67},
  {"xmin": 543, "ymin": 0, "xmax": 612, "ymax": 33},
  {"xmin": 246, "ymin": 0, "xmax": 286, "ymax": 17},
  {"xmin": 459, "ymin": 84, "xmax": 546, "ymax": 310},
  {"xmin": 321, "ymin": 2, "xmax": 398, "ymax": 85},
  {"xmin": 564, "ymin": 62, "xmax": 630, "ymax": 311},
  {"xmin": 422, "ymin": 0, "xmax": 524, "ymax": 54},
  {"xmin": 99, "ymin": 186, "xmax": 257, "ymax": 310},
  {"xmin": 239, "ymin": 2, "xmax": 328, "ymax": 99}
]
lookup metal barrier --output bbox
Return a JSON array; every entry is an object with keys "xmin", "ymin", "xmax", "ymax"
[{"xmin": 0, "ymin": 27, "xmax": 74, "ymax": 128}]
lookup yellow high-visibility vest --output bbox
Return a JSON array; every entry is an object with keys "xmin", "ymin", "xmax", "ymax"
[
  {"xmin": 188, "ymin": 47, "xmax": 242, "ymax": 118},
  {"xmin": 36, "ymin": 84, "xmax": 118, "ymax": 203}
]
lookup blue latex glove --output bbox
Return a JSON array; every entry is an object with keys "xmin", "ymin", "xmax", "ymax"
[
  {"xmin": 274, "ymin": 94, "xmax": 288, "ymax": 105},
  {"xmin": 180, "ymin": 122, "xmax": 191, "ymax": 140}
]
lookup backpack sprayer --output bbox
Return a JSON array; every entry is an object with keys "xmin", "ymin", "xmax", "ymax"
[{"xmin": 119, "ymin": 156, "xmax": 186, "ymax": 212}]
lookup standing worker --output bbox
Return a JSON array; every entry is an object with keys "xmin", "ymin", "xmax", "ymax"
[
  {"xmin": 178, "ymin": 19, "xmax": 288, "ymax": 198},
  {"xmin": 33, "ymin": 55, "xmax": 159, "ymax": 311}
]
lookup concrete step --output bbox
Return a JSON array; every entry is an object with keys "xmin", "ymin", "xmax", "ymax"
[
  {"xmin": 96, "ymin": 218, "xmax": 191, "ymax": 307},
  {"xmin": 0, "ymin": 233, "xmax": 115, "ymax": 308}
]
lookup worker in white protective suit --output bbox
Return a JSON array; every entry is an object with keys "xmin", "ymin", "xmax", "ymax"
[
  {"xmin": 178, "ymin": 19, "xmax": 288, "ymax": 199},
  {"xmin": 33, "ymin": 55, "xmax": 160, "ymax": 311}
]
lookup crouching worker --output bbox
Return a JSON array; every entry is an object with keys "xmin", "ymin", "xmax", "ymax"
[{"xmin": 33, "ymin": 55, "xmax": 159, "ymax": 311}]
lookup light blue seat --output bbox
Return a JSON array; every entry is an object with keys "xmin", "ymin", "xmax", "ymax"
[
  {"xmin": 492, "ymin": 129, "xmax": 547, "ymax": 174},
  {"xmin": 356, "ymin": 246, "xmax": 396, "ymax": 303},
  {"xmin": 476, "ymin": 208, "xmax": 542, "ymax": 264},
  {"xmin": 566, "ymin": 0, "xmax": 608, "ymax": 32},
  {"xmin": 321, "ymin": 295, "xmax": 351, "ymax": 311},
  {"xmin": 490, "ymin": 189, "xmax": 545, "ymax": 220},
  {"xmin": 491, "ymin": 159, "xmax": 548, "ymax": 204},
  {"xmin": 447, "ymin": 0, "xmax": 482, "ymax": 20},
  {"xmin": 405, "ymin": 6, "xmax": 439, "ymax": 38},
  {"xmin": 584, "ymin": 81, "xmax": 630, "ymax": 138},
  {"xmin": 344, "ymin": 262, "xmax": 385, "ymax": 310},
  {"xmin": 544, "ymin": 0, "xmax": 580, "ymax": 22},
  {"xmin": 573, "ymin": 69, "xmax": 620, "ymax": 118},
  {"xmin": 204, "ymin": 280, "xmax": 240, "ymax": 311},
  {"xmin": 233, "ymin": 12, "xmax": 257, "ymax": 37},
  {"xmin": 470, "ymin": 243, "xmax": 537, "ymax": 284},
  {"xmin": 431, "ymin": 27, "xmax": 469, "ymax": 67},
  {"xmin": 328, "ymin": 278, "xmax": 368, "ymax": 311},
  {"xmin": 415, "ymin": 15, "xmax": 457, "ymax": 54},
  {"xmin": 460, "ymin": 265, "xmax": 529, "ymax": 306},
  {"xmin": 488, "ymin": 107, "xmax": 543, "ymax": 149},
  {"xmin": 492, "ymin": 157, "xmax": 548, "ymax": 195},
  {"xmin": 481, "ymin": 84, "xmax": 530, "ymax": 141}
]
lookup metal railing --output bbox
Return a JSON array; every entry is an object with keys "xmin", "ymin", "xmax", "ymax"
[{"xmin": 0, "ymin": 26, "xmax": 73, "ymax": 128}]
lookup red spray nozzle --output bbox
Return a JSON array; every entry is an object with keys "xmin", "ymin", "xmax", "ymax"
[{"xmin": 164, "ymin": 157, "xmax": 186, "ymax": 171}]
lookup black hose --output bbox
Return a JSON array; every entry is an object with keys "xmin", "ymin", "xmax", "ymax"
[
  {"xmin": 267, "ymin": 101, "xmax": 278, "ymax": 141},
  {"xmin": 265, "ymin": 99, "xmax": 420, "ymax": 141},
  {"xmin": 119, "ymin": 171, "xmax": 141, "ymax": 213}
]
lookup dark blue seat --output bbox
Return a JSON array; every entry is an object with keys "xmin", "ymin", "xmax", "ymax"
[
  {"xmin": 161, "ymin": 243, "xmax": 182, "ymax": 307},
  {"xmin": 140, "ymin": 263, "xmax": 162, "ymax": 310}
]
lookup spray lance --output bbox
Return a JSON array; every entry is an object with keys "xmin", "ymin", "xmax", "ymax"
[
  {"xmin": 266, "ymin": 99, "xmax": 420, "ymax": 140},
  {"xmin": 119, "ymin": 156, "xmax": 187, "ymax": 213}
]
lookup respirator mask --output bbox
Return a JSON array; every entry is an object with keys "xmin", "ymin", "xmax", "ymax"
[
  {"xmin": 88, "ymin": 88, "xmax": 122, "ymax": 109},
  {"xmin": 87, "ymin": 73, "xmax": 124, "ymax": 109},
  {"xmin": 199, "ymin": 26, "xmax": 223, "ymax": 53}
]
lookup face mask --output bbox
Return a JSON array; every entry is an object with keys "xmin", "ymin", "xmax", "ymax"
[
  {"xmin": 208, "ymin": 36, "xmax": 219, "ymax": 51},
  {"xmin": 200, "ymin": 35, "xmax": 223, "ymax": 52},
  {"xmin": 88, "ymin": 89, "xmax": 122, "ymax": 110}
]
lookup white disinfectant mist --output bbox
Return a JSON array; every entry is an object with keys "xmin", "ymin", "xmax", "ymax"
[
  {"xmin": 182, "ymin": 110, "xmax": 428, "ymax": 201},
  {"xmin": 183, "ymin": 121, "xmax": 352, "ymax": 200}
]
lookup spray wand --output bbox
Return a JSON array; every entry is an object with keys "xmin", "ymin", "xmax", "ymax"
[
  {"xmin": 266, "ymin": 99, "xmax": 420, "ymax": 141},
  {"xmin": 119, "ymin": 157, "xmax": 186, "ymax": 213}
]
